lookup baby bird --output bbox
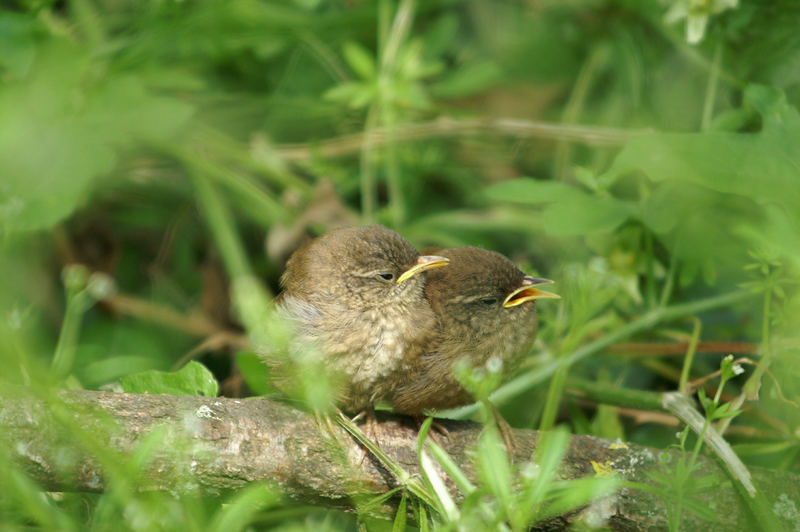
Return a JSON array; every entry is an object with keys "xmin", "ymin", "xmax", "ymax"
[
  {"xmin": 274, "ymin": 225, "xmax": 449, "ymax": 413},
  {"xmin": 387, "ymin": 246, "xmax": 559, "ymax": 416}
]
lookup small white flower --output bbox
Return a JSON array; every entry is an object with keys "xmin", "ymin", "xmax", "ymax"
[{"xmin": 732, "ymin": 364, "xmax": 745, "ymax": 376}]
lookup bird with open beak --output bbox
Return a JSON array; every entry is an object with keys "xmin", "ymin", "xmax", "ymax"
[
  {"xmin": 387, "ymin": 246, "xmax": 559, "ymax": 417},
  {"xmin": 273, "ymin": 225, "xmax": 450, "ymax": 414}
]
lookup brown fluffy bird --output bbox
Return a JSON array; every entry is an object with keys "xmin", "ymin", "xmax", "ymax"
[
  {"xmin": 275, "ymin": 225, "xmax": 449, "ymax": 413},
  {"xmin": 386, "ymin": 246, "xmax": 559, "ymax": 416}
]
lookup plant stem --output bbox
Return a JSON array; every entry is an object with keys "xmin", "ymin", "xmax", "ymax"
[
  {"xmin": 744, "ymin": 281, "xmax": 773, "ymax": 399},
  {"xmin": 700, "ymin": 40, "xmax": 723, "ymax": 131},
  {"xmin": 686, "ymin": 414, "xmax": 710, "ymax": 478},
  {"xmin": 51, "ymin": 292, "xmax": 91, "ymax": 379},
  {"xmin": 644, "ymin": 230, "xmax": 657, "ymax": 309},
  {"xmin": 565, "ymin": 377, "xmax": 665, "ymax": 411},
  {"xmin": 380, "ymin": 0, "xmax": 415, "ymax": 71},
  {"xmin": 662, "ymin": 392, "xmax": 755, "ymax": 497},
  {"xmin": 553, "ymin": 45, "xmax": 607, "ymax": 180},
  {"xmin": 538, "ymin": 361, "xmax": 568, "ymax": 432},
  {"xmin": 383, "ymin": 105, "xmax": 404, "ymax": 227},
  {"xmin": 359, "ymin": 106, "xmax": 380, "ymax": 223},
  {"xmin": 179, "ymin": 149, "xmax": 288, "ymax": 226},
  {"xmin": 659, "ymin": 258, "xmax": 676, "ymax": 307},
  {"xmin": 379, "ymin": 0, "xmax": 415, "ymax": 227},
  {"xmin": 719, "ymin": 281, "xmax": 773, "ymax": 435},
  {"xmin": 444, "ymin": 289, "xmax": 754, "ymax": 418},
  {"xmin": 191, "ymin": 174, "xmax": 252, "ymax": 281},
  {"xmin": 678, "ymin": 317, "xmax": 701, "ymax": 393},
  {"xmin": 191, "ymin": 173, "xmax": 276, "ymax": 347},
  {"xmin": 335, "ymin": 412, "xmax": 438, "ymax": 510}
]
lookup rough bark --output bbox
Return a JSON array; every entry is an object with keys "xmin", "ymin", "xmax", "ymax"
[{"xmin": 1, "ymin": 389, "xmax": 797, "ymax": 530}]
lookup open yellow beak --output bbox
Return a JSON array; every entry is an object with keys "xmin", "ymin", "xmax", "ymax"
[
  {"xmin": 396, "ymin": 255, "xmax": 450, "ymax": 284},
  {"xmin": 502, "ymin": 276, "xmax": 561, "ymax": 308}
]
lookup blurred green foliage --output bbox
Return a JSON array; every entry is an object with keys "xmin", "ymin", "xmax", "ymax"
[
  {"xmin": 2, "ymin": 0, "xmax": 800, "ymax": 530},
  {"xmin": 119, "ymin": 360, "xmax": 219, "ymax": 396}
]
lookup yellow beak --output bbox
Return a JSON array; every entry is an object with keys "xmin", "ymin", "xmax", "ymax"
[
  {"xmin": 502, "ymin": 277, "xmax": 561, "ymax": 308},
  {"xmin": 396, "ymin": 255, "xmax": 450, "ymax": 284}
]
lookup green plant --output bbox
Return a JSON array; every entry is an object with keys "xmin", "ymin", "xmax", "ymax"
[
  {"xmin": 2, "ymin": 0, "xmax": 800, "ymax": 529},
  {"xmin": 646, "ymin": 355, "xmax": 744, "ymax": 531}
]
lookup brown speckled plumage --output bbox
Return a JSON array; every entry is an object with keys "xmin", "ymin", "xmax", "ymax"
[
  {"xmin": 274, "ymin": 225, "xmax": 444, "ymax": 412},
  {"xmin": 387, "ymin": 246, "xmax": 542, "ymax": 415}
]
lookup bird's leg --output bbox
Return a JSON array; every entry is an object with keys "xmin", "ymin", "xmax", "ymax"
[
  {"xmin": 487, "ymin": 401, "xmax": 516, "ymax": 462},
  {"xmin": 362, "ymin": 406, "xmax": 379, "ymax": 440},
  {"xmin": 351, "ymin": 406, "xmax": 389, "ymax": 446},
  {"xmin": 348, "ymin": 406, "xmax": 398, "ymax": 467},
  {"xmin": 313, "ymin": 408, "xmax": 347, "ymax": 446},
  {"xmin": 351, "ymin": 405, "xmax": 385, "ymax": 443},
  {"xmin": 413, "ymin": 415, "xmax": 450, "ymax": 447}
]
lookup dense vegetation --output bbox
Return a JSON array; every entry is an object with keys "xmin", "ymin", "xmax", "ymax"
[{"xmin": 2, "ymin": 0, "xmax": 800, "ymax": 530}]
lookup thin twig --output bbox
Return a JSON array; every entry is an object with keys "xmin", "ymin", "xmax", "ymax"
[
  {"xmin": 608, "ymin": 341, "xmax": 760, "ymax": 356},
  {"xmin": 107, "ymin": 294, "xmax": 223, "ymax": 337},
  {"xmin": 688, "ymin": 357, "xmax": 800, "ymax": 410},
  {"xmin": 277, "ymin": 117, "xmax": 643, "ymax": 161}
]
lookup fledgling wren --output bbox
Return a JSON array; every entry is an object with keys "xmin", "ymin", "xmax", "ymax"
[
  {"xmin": 386, "ymin": 246, "xmax": 559, "ymax": 416},
  {"xmin": 274, "ymin": 225, "xmax": 449, "ymax": 413}
]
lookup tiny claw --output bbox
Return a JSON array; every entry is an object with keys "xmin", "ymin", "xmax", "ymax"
[
  {"xmin": 415, "ymin": 416, "xmax": 450, "ymax": 447},
  {"xmin": 490, "ymin": 402, "xmax": 516, "ymax": 462}
]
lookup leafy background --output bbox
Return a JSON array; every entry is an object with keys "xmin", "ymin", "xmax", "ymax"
[{"xmin": 1, "ymin": 0, "xmax": 800, "ymax": 530}]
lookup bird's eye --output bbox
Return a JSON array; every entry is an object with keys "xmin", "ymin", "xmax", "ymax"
[
  {"xmin": 377, "ymin": 272, "xmax": 395, "ymax": 281},
  {"xmin": 479, "ymin": 297, "xmax": 499, "ymax": 306}
]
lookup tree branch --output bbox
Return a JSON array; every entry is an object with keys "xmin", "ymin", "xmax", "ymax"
[{"xmin": 2, "ymin": 390, "xmax": 797, "ymax": 530}]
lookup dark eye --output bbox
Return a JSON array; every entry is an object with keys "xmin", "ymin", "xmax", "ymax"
[
  {"xmin": 479, "ymin": 297, "xmax": 498, "ymax": 306},
  {"xmin": 377, "ymin": 272, "xmax": 395, "ymax": 281}
]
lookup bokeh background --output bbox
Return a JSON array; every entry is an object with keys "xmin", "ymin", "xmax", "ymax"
[{"xmin": 2, "ymin": 0, "xmax": 800, "ymax": 530}]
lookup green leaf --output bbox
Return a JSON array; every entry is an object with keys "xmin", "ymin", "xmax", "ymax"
[
  {"xmin": 476, "ymin": 426, "xmax": 512, "ymax": 507},
  {"xmin": 342, "ymin": 41, "xmax": 376, "ymax": 80},
  {"xmin": 573, "ymin": 166, "xmax": 599, "ymax": 192},
  {"xmin": 209, "ymin": 483, "xmax": 279, "ymax": 532},
  {"xmin": 0, "ymin": 44, "xmax": 115, "ymax": 236},
  {"xmin": 642, "ymin": 182, "xmax": 757, "ymax": 285},
  {"xmin": 485, "ymin": 179, "xmax": 583, "ymax": 205},
  {"xmin": 79, "ymin": 355, "xmax": 165, "ymax": 388},
  {"xmin": 84, "ymin": 74, "xmax": 194, "ymax": 144},
  {"xmin": 0, "ymin": 39, "xmax": 192, "ymax": 237},
  {"xmin": 697, "ymin": 388, "xmax": 712, "ymax": 412},
  {"xmin": 323, "ymin": 81, "xmax": 375, "ymax": 109},
  {"xmin": 418, "ymin": 500, "xmax": 429, "ymax": 532},
  {"xmin": 681, "ymin": 495, "xmax": 722, "ymax": 523},
  {"xmin": 538, "ymin": 477, "xmax": 618, "ymax": 523},
  {"xmin": 235, "ymin": 351, "xmax": 274, "ymax": 395},
  {"xmin": 712, "ymin": 407, "xmax": 743, "ymax": 420},
  {"xmin": 431, "ymin": 60, "xmax": 502, "ymax": 99},
  {"xmin": 119, "ymin": 361, "xmax": 219, "ymax": 397},
  {"xmin": 392, "ymin": 491, "xmax": 407, "ymax": 532},
  {"xmin": 520, "ymin": 427, "xmax": 569, "ymax": 520},
  {"xmin": 426, "ymin": 439, "xmax": 476, "ymax": 495},
  {"xmin": 606, "ymin": 84, "xmax": 800, "ymax": 272},
  {"xmin": 485, "ymin": 179, "xmax": 635, "ymax": 235}
]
